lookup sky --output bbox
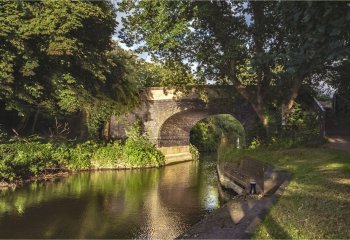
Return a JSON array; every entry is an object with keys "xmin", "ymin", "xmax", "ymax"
[{"xmin": 112, "ymin": 1, "xmax": 151, "ymax": 61}]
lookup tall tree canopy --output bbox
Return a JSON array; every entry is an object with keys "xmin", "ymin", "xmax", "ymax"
[
  {"xmin": 0, "ymin": 0, "xmax": 140, "ymax": 137},
  {"xmin": 119, "ymin": 1, "xmax": 350, "ymax": 128}
]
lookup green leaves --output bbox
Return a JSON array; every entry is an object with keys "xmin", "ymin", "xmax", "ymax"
[
  {"xmin": 120, "ymin": 0, "xmax": 350, "ymax": 111},
  {"xmin": 124, "ymin": 123, "xmax": 165, "ymax": 167},
  {"xmin": 0, "ymin": 1, "xmax": 143, "ymax": 138}
]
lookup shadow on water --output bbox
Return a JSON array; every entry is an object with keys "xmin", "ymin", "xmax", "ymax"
[{"xmin": 0, "ymin": 153, "xmax": 235, "ymax": 239}]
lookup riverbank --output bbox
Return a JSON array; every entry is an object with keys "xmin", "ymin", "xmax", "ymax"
[
  {"xmin": 0, "ymin": 171, "xmax": 69, "ymax": 190},
  {"xmin": 218, "ymin": 147, "xmax": 350, "ymax": 238},
  {"xmin": 0, "ymin": 137, "xmax": 201, "ymax": 190},
  {"xmin": 0, "ymin": 134, "xmax": 166, "ymax": 186},
  {"xmin": 0, "ymin": 164, "xmax": 165, "ymax": 191}
]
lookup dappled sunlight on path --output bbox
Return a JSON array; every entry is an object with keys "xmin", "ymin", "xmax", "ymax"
[{"xmin": 326, "ymin": 135, "xmax": 350, "ymax": 153}]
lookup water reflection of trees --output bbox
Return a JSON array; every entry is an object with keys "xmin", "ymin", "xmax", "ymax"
[
  {"xmin": 0, "ymin": 169, "xmax": 160, "ymax": 238},
  {"xmin": 0, "ymin": 157, "xmax": 221, "ymax": 238},
  {"xmin": 0, "ymin": 169, "xmax": 158, "ymax": 215}
]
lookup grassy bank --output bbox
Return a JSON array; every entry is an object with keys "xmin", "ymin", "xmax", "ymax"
[
  {"xmin": 220, "ymin": 147, "xmax": 350, "ymax": 239},
  {"xmin": 0, "ymin": 130, "xmax": 165, "ymax": 184}
]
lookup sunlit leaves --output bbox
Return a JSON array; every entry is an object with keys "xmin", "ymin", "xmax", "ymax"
[
  {"xmin": 0, "ymin": 0, "xmax": 143, "ymax": 138},
  {"xmin": 236, "ymin": 60, "xmax": 258, "ymax": 87}
]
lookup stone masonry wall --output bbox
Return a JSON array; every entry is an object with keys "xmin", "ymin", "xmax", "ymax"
[{"xmin": 109, "ymin": 87, "xmax": 260, "ymax": 149}]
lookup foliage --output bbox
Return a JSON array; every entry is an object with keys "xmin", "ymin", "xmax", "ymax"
[
  {"xmin": 0, "ymin": 140, "xmax": 99, "ymax": 181},
  {"xmin": 221, "ymin": 148, "xmax": 350, "ymax": 239},
  {"xmin": 119, "ymin": 1, "xmax": 350, "ymax": 131},
  {"xmin": 191, "ymin": 121, "xmax": 218, "ymax": 152},
  {"xmin": 248, "ymin": 138, "xmax": 261, "ymax": 150},
  {"xmin": 247, "ymin": 103, "xmax": 320, "ymax": 149},
  {"xmin": 91, "ymin": 142, "xmax": 124, "ymax": 169},
  {"xmin": 0, "ymin": 125, "xmax": 8, "ymax": 142},
  {"xmin": 190, "ymin": 115, "xmax": 245, "ymax": 152},
  {"xmin": 323, "ymin": 59, "xmax": 350, "ymax": 99},
  {"xmin": 0, "ymin": 1, "xmax": 112, "ymax": 113},
  {"xmin": 57, "ymin": 141, "xmax": 98, "ymax": 170},
  {"xmin": 272, "ymin": 103, "xmax": 320, "ymax": 148},
  {"xmin": 0, "ymin": 142, "xmax": 55, "ymax": 181},
  {"xmin": 123, "ymin": 123, "xmax": 165, "ymax": 167},
  {"xmin": 189, "ymin": 144, "xmax": 200, "ymax": 161},
  {"xmin": 0, "ymin": 1, "xmax": 141, "ymax": 138},
  {"xmin": 0, "ymin": 132, "xmax": 165, "ymax": 182}
]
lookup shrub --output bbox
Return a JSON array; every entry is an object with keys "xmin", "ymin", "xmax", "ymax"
[
  {"xmin": 123, "ymin": 123, "xmax": 165, "ymax": 167},
  {"xmin": 0, "ymin": 123, "xmax": 166, "ymax": 182},
  {"xmin": 0, "ymin": 140, "xmax": 98, "ymax": 182},
  {"xmin": 248, "ymin": 103, "xmax": 321, "ymax": 150},
  {"xmin": 91, "ymin": 141, "xmax": 124, "ymax": 168},
  {"xmin": 62, "ymin": 141, "xmax": 97, "ymax": 170},
  {"xmin": 248, "ymin": 138, "xmax": 262, "ymax": 149},
  {"xmin": 0, "ymin": 142, "xmax": 55, "ymax": 181},
  {"xmin": 270, "ymin": 103, "xmax": 320, "ymax": 148}
]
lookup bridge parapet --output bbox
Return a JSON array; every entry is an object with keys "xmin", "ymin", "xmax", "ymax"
[{"xmin": 142, "ymin": 86, "xmax": 237, "ymax": 101}]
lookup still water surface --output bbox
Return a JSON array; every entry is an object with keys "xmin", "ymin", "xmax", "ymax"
[{"xmin": 0, "ymin": 154, "xmax": 226, "ymax": 239}]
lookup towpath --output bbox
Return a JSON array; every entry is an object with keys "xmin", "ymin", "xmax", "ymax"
[{"xmin": 325, "ymin": 135, "xmax": 350, "ymax": 153}]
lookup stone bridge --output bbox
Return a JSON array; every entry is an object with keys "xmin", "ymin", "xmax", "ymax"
[{"xmin": 109, "ymin": 86, "xmax": 260, "ymax": 164}]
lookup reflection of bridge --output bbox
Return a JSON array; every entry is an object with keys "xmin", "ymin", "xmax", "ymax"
[{"xmin": 109, "ymin": 87, "xmax": 259, "ymax": 163}]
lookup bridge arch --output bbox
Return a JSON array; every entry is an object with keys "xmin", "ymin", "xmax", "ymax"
[
  {"xmin": 109, "ymin": 86, "xmax": 260, "ymax": 163},
  {"xmin": 156, "ymin": 104, "xmax": 259, "ymax": 164},
  {"xmin": 158, "ymin": 109, "xmax": 249, "ymax": 148}
]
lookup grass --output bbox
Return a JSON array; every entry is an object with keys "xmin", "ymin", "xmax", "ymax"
[{"xmin": 221, "ymin": 147, "xmax": 350, "ymax": 239}]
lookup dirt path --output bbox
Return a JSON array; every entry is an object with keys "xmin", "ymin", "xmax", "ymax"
[{"xmin": 325, "ymin": 135, "xmax": 350, "ymax": 153}]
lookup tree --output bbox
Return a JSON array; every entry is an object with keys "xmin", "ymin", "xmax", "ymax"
[
  {"xmin": 325, "ymin": 59, "xmax": 350, "ymax": 98},
  {"xmin": 119, "ymin": 1, "xmax": 350, "ymax": 133},
  {"xmin": 0, "ymin": 1, "xmax": 139, "ymax": 137}
]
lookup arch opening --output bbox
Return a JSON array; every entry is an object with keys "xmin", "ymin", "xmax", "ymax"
[
  {"xmin": 157, "ymin": 109, "xmax": 248, "ymax": 163},
  {"xmin": 190, "ymin": 114, "xmax": 246, "ymax": 153}
]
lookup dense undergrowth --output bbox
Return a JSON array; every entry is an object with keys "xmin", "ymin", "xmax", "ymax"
[{"xmin": 0, "ymin": 125, "xmax": 165, "ymax": 183}]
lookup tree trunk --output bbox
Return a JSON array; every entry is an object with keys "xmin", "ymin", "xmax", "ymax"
[
  {"xmin": 17, "ymin": 113, "xmax": 29, "ymax": 132},
  {"xmin": 79, "ymin": 110, "xmax": 89, "ymax": 140},
  {"xmin": 286, "ymin": 79, "xmax": 302, "ymax": 110},
  {"xmin": 235, "ymin": 86, "xmax": 269, "ymax": 139},
  {"xmin": 31, "ymin": 110, "xmax": 40, "ymax": 134},
  {"xmin": 102, "ymin": 119, "xmax": 111, "ymax": 141}
]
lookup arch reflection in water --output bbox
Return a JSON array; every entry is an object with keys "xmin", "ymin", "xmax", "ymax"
[{"xmin": 0, "ymin": 154, "xmax": 223, "ymax": 239}]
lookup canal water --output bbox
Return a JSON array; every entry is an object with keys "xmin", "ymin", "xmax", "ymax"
[{"xmin": 0, "ymin": 154, "xmax": 228, "ymax": 239}]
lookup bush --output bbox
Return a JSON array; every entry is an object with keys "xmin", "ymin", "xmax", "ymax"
[
  {"xmin": 63, "ymin": 141, "xmax": 97, "ymax": 170},
  {"xmin": 91, "ymin": 142, "xmax": 124, "ymax": 168},
  {"xmin": 271, "ymin": 103, "xmax": 320, "ymax": 148},
  {"xmin": 123, "ymin": 123, "xmax": 165, "ymax": 167},
  {"xmin": 0, "ymin": 140, "xmax": 98, "ymax": 182},
  {"xmin": 248, "ymin": 103, "xmax": 321, "ymax": 150},
  {"xmin": 51, "ymin": 141, "xmax": 97, "ymax": 170},
  {"xmin": 0, "ymin": 142, "xmax": 55, "ymax": 181},
  {"xmin": 0, "ymin": 124, "xmax": 166, "ymax": 182}
]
